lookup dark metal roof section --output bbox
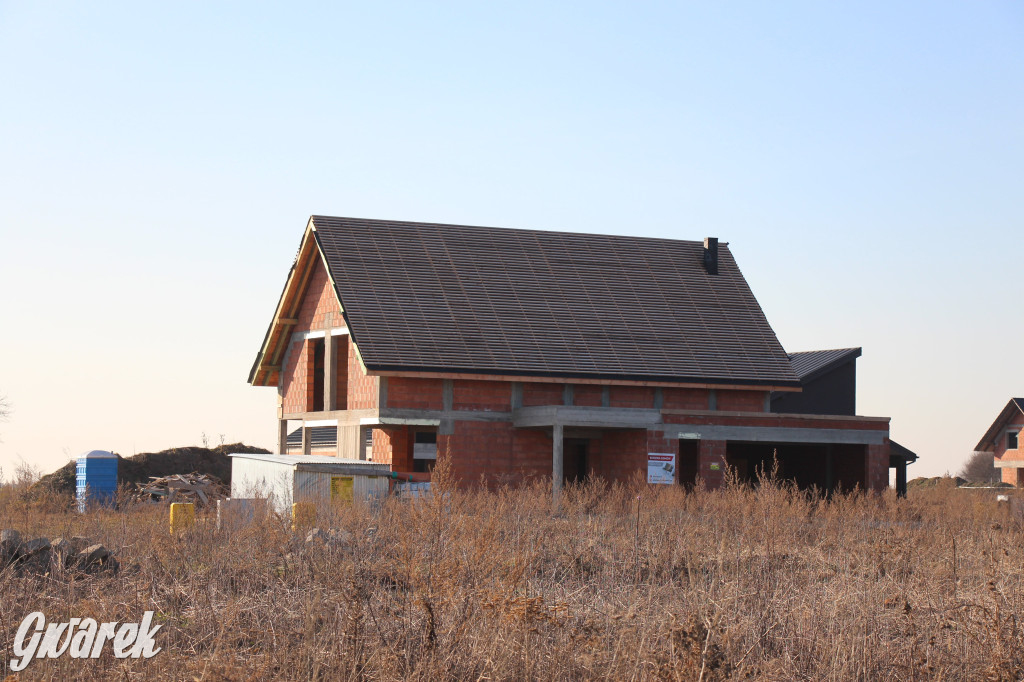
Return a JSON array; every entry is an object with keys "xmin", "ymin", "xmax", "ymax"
[
  {"xmin": 311, "ymin": 216, "xmax": 799, "ymax": 387},
  {"xmin": 975, "ymin": 398, "xmax": 1024, "ymax": 452},
  {"xmin": 787, "ymin": 348, "xmax": 862, "ymax": 382},
  {"xmin": 286, "ymin": 427, "xmax": 338, "ymax": 448},
  {"xmin": 889, "ymin": 440, "xmax": 919, "ymax": 465}
]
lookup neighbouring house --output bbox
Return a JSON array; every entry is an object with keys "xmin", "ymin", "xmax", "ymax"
[
  {"xmin": 974, "ymin": 398, "xmax": 1024, "ymax": 485},
  {"xmin": 249, "ymin": 216, "xmax": 909, "ymax": 497}
]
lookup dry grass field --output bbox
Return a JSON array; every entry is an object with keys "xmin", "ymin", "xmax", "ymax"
[{"xmin": 2, "ymin": 462, "xmax": 1023, "ymax": 681}]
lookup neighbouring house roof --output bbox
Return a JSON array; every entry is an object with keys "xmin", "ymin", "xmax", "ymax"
[
  {"xmin": 974, "ymin": 398, "xmax": 1024, "ymax": 452},
  {"xmin": 787, "ymin": 348, "xmax": 861, "ymax": 382},
  {"xmin": 251, "ymin": 216, "xmax": 800, "ymax": 388}
]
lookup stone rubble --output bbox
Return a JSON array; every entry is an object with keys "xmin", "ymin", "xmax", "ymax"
[{"xmin": 0, "ymin": 529, "xmax": 119, "ymax": 575}]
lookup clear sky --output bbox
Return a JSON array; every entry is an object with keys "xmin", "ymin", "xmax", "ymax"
[{"xmin": 1, "ymin": 2, "xmax": 1022, "ymax": 480}]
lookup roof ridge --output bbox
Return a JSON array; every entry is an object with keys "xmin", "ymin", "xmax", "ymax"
[{"xmin": 310, "ymin": 215, "xmax": 720, "ymax": 249}]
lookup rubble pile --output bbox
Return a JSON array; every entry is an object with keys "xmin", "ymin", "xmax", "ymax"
[
  {"xmin": 0, "ymin": 529, "xmax": 118, "ymax": 575},
  {"xmin": 131, "ymin": 472, "xmax": 227, "ymax": 507}
]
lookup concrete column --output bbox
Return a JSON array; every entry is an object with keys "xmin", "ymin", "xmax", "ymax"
[
  {"xmin": 552, "ymin": 423, "xmax": 564, "ymax": 501},
  {"xmin": 442, "ymin": 379, "xmax": 454, "ymax": 411},
  {"xmin": 324, "ymin": 336, "xmax": 337, "ymax": 411},
  {"xmin": 824, "ymin": 444, "xmax": 834, "ymax": 496},
  {"xmin": 277, "ymin": 419, "xmax": 289, "ymax": 455},
  {"xmin": 302, "ymin": 426, "xmax": 312, "ymax": 455},
  {"xmin": 896, "ymin": 460, "xmax": 907, "ymax": 498},
  {"xmin": 510, "ymin": 382, "xmax": 523, "ymax": 409}
]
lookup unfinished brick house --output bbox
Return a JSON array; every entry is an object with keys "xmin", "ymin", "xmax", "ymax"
[
  {"xmin": 975, "ymin": 398, "xmax": 1024, "ymax": 485},
  {"xmin": 249, "ymin": 216, "xmax": 903, "ymax": 496}
]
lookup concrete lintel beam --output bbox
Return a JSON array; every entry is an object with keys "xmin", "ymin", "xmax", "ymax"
[
  {"xmin": 513, "ymin": 405, "xmax": 662, "ymax": 429},
  {"xmin": 671, "ymin": 425, "xmax": 888, "ymax": 445}
]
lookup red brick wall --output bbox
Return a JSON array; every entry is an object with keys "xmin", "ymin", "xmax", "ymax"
[
  {"xmin": 662, "ymin": 388, "xmax": 710, "ymax": 410},
  {"xmin": 387, "ymin": 377, "xmax": 444, "ymax": 410},
  {"xmin": 717, "ymin": 390, "xmax": 768, "ymax": 412},
  {"xmin": 453, "ymin": 380, "xmax": 510, "ymax": 411},
  {"xmin": 281, "ymin": 340, "xmax": 312, "ymax": 415},
  {"xmin": 372, "ymin": 427, "xmax": 412, "ymax": 470},
  {"xmin": 522, "ymin": 382, "xmax": 563, "ymax": 407},
  {"xmin": 866, "ymin": 442, "xmax": 889, "ymax": 492},
  {"xmin": 573, "ymin": 385, "xmax": 603, "ymax": 407},
  {"xmin": 595, "ymin": 430, "xmax": 647, "ymax": 482},
  {"xmin": 296, "ymin": 258, "xmax": 341, "ymax": 331},
  {"xmin": 347, "ymin": 342, "xmax": 379, "ymax": 410},
  {"xmin": 443, "ymin": 421, "xmax": 514, "ymax": 484},
  {"xmin": 609, "ymin": 386, "xmax": 654, "ymax": 408},
  {"xmin": 438, "ymin": 422, "xmax": 655, "ymax": 488},
  {"xmin": 698, "ymin": 440, "xmax": 727, "ymax": 489},
  {"xmin": 278, "ymin": 257, "xmax": 378, "ymax": 414}
]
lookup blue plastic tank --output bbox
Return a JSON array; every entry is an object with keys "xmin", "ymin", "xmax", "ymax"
[{"xmin": 76, "ymin": 450, "xmax": 118, "ymax": 512}]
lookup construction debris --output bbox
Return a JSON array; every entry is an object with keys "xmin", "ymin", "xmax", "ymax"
[{"xmin": 131, "ymin": 472, "xmax": 227, "ymax": 507}]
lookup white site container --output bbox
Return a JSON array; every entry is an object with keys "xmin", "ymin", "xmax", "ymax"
[{"xmin": 229, "ymin": 454, "xmax": 392, "ymax": 513}]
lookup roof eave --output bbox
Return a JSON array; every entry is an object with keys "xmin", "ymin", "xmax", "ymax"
[
  {"xmin": 790, "ymin": 347, "xmax": 862, "ymax": 383},
  {"xmin": 367, "ymin": 364, "xmax": 802, "ymax": 391},
  {"xmin": 248, "ymin": 218, "xmax": 320, "ymax": 387}
]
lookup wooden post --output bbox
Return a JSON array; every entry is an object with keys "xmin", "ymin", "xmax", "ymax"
[
  {"xmin": 302, "ymin": 427, "xmax": 312, "ymax": 455},
  {"xmin": 896, "ymin": 459, "xmax": 907, "ymax": 498},
  {"xmin": 277, "ymin": 419, "xmax": 288, "ymax": 455},
  {"xmin": 324, "ymin": 335, "xmax": 337, "ymax": 411},
  {"xmin": 552, "ymin": 423, "xmax": 564, "ymax": 502}
]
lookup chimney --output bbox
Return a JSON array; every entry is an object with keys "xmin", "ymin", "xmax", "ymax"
[{"xmin": 703, "ymin": 237, "xmax": 719, "ymax": 275}]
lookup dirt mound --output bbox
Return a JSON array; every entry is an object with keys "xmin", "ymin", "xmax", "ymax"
[
  {"xmin": 34, "ymin": 443, "xmax": 270, "ymax": 497},
  {"xmin": 907, "ymin": 476, "xmax": 968, "ymax": 489}
]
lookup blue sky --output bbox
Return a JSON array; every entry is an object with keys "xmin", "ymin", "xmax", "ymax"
[{"xmin": 1, "ymin": 1, "xmax": 1022, "ymax": 478}]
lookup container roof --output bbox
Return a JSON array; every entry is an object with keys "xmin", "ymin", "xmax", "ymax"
[{"xmin": 228, "ymin": 453, "xmax": 389, "ymax": 469}]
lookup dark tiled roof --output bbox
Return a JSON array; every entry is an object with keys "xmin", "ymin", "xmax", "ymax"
[
  {"xmin": 311, "ymin": 216, "xmax": 799, "ymax": 387},
  {"xmin": 975, "ymin": 398, "xmax": 1024, "ymax": 451},
  {"xmin": 787, "ymin": 348, "xmax": 862, "ymax": 382}
]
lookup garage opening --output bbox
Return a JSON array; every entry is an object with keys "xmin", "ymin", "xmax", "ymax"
[{"xmin": 725, "ymin": 442, "xmax": 867, "ymax": 494}]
